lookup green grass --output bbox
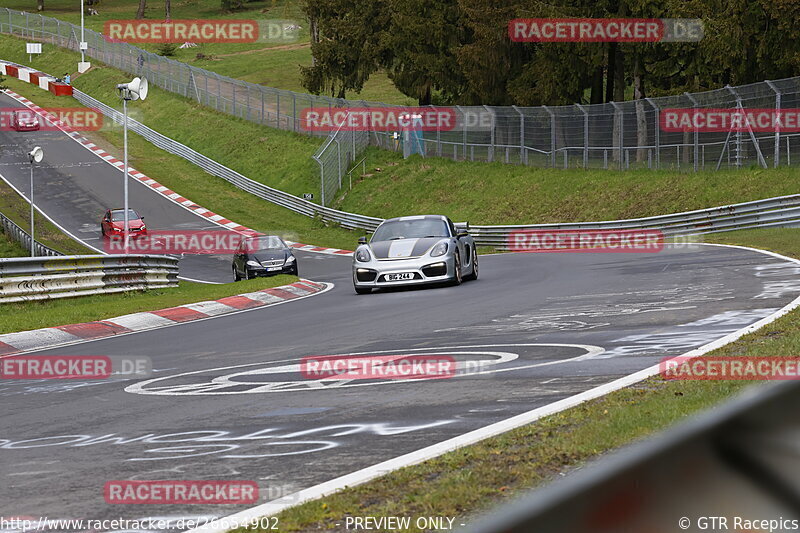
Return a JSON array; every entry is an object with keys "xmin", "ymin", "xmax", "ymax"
[
  {"xmin": 4, "ymin": 0, "xmax": 414, "ymax": 104},
  {"xmin": 0, "ymin": 34, "xmax": 364, "ymax": 251},
  {"xmin": 232, "ymin": 229, "xmax": 800, "ymax": 532},
  {"xmin": 0, "ymin": 231, "xmax": 28, "ymax": 257},
  {"xmin": 336, "ymin": 154, "xmax": 800, "ymax": 225},
  {"xmin": 0, "ymin": 274, "xmax": 298, "ymax": 335}
]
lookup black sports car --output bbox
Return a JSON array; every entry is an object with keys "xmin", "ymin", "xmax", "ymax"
[{"xmin": 232, "ymin": 235, "xmax": 298, "ymax": 281}]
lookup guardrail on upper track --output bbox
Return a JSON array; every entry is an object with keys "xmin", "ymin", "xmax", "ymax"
[
  {"xmin": 68, "ymin": 89, "xmax": 800, "ymax": 247},
  {"xmin": 0, "ymin": 254, "xmax": 179, "ymax": 303},
  {"xmin": 0, "ymin": 208, "xmax": 62, "ymax": 257}
]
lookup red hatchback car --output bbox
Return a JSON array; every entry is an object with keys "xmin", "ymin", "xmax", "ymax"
[
  {"xmin": 10, "ymin": 109, "xmax": 40, "ymax": 132},
  {"xmin": 101, "ymin": 208, "xmax": 148, "ymax": 239}
]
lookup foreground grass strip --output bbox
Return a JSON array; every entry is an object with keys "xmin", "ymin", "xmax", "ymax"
[
  {"xmin": 236, "ymin": 230, "xmax": 799, "ymax": 533},
  {"xmin": 0, "ymin": 275, "xmax": 298, "ymax": 336}
]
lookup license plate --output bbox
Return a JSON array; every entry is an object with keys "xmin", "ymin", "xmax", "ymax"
[
  {"xmin": 386, "ymin": 272, "xmax": 414, "ymax": 281},
  {"xmin": 267, "ymin": 266, "xmax": 282, "ymax": 272}
]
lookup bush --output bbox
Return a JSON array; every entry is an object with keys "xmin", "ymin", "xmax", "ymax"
[{"xmin": 156, "ymin": 43, "xmax": 178, "ymax": 56}]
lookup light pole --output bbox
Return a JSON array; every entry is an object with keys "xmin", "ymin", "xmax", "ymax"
[
  {"xmin": 28, "ymin": 146, "xmax": 44, "ymax": 257},
  {"xmin": 78, "ymin": 0, "xmax": 90, "ymax": 73},
  {"xmin": 115, "ymin": 77, "xmax": 148, "ymax": 253}
]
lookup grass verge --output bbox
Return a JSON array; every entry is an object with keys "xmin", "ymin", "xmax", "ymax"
[
  {"xmin": 0, "ymin": 274, "xmax": 298, "ymax": 336},
  {"xmin": 235, "ymin": 229, "xmax": 800, "ymax": 533},
  {"xmin": 0, "ymin": 231, "xmax": 28, "ymax": 257}
]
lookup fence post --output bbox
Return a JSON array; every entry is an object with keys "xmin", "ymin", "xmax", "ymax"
[
  {"xmin": 575, "ymin": 104, "xmax": 588, "ymax": 168},
  {"xmin": 543, "ymin": 105, "xmax": 556, "ymax": 168},
  {"xmin": 485, "ymin": 105, "xmax": 495, "ymax": 162},
  {"xmin": 610, "ymin": 101, "xmax": 623, "ymax": 170},
  {"xmin": 512, "ymin": 105, "xmax": 525, "ymax": 165},
  {"xmin": 456, "ymin": 106, "xmax": 467, "ymax": 161},
  {"xmin": 684, "ymin": 92, "xmax": 699, "ymax": 171},
  {"xmin": 765, "ymin": 80, "xmax": 781, "ymax": 168},
  {"xmin": 645, "ymin": 98, "xmax": 660, "ymax": 170},
  {"xmin": 725, "ymin": 85, "xmax": 767, "ymax": 169}
]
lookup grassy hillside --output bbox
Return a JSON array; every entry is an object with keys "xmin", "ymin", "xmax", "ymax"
[{"xmin": 3, "ymin": 0, "xmax": 414, "ymax": 104}]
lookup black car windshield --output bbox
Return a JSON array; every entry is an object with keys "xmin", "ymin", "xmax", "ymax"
[
  {"xmin": 248, "ymin": 236, "xmax": 286, "ymax": 251},
  {"xmin": 110, "ymin": 209, "xmax": 140, "ymax": 221},
  {"xmin": 371, "ymin": 219, "xmax": 450, "ymax": 242}
]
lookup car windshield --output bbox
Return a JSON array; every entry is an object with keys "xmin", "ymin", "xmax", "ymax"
[
  {"xmin": 110, "ymin": 209, "xmax": 140, "ymax": 221},
  {"xmin": 371, "ymin": 219, "xmax": 450, "ymax": 242},
  {"xmin": 248, "ymin": 236, "xmax": 286, "ymax": 251}
]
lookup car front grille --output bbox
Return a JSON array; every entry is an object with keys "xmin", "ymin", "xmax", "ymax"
[{"xmin": 260, "ymin": 259, "xmax": 285, "ymax": 267}]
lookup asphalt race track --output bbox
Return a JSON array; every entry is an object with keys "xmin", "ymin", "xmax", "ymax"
[
  {"xmin": 0, "ymin": 91, "xmax": 246, "ymax": 284},
  {"xmin": 3, "ymin": 243, "xmax": 800, "ymax": 529}
]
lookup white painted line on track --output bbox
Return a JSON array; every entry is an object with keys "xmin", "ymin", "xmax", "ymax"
[{"xmin": 186, "ymin": 242, "xmax": 800, "ymax": 533}]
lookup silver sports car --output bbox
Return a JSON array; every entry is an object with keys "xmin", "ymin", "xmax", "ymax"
[{"xmin": 352, "ymin": 215, "xmax": 478, "ymax": 294}]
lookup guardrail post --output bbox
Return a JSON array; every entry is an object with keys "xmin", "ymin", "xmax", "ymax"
[
  {"xmin": 575, "ymin": 104, "xmax": 589, "ymax": 168},
  {"xmin": 645, "ymin": 98, "xmax": 660, "ymax": 170},
  {"xmin": 543, "ymin": 105, "xmax": 556, "ymax": 168},
  {"xmin": 765, "ymin": 80, "xmax": 781, "ymax": 168},
  {"xmin": 684, "ymin": 92, "xmax": 700, "ymax": 171}
]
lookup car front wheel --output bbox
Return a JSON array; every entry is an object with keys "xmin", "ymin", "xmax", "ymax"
[{"xmin": 451, "ymin": 251, "xmax": 462, "ymax": 286}]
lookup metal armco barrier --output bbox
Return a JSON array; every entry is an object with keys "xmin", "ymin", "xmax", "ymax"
[
  {"xmin": 0, "ymin": 208, "xmax": 62, "ymax": 257},
  {"xmin": 66, "ymin": 91, "xmax": 800, "ymax": 246},
  {"xmin": 0, "ymin": 255, "xmax": 179, "ymax": 303},
  {"xmin": 461, "ymin": 381, "xmax": 800, "ymax": 533}
]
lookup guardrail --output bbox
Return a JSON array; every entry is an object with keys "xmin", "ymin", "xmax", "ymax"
[
  {"xmin": 0, "ymin": 254, "xmax": 179, "ymax": 303},
  {"xmin": 0, "ymin": 208, "xmax": 62, "ymax": 257},
  {"xmin": 66, "ymin": 90, "xmax": 800, "ymax": 246},
  {"xmin": 462, "ymin": 381, "xmax": 800, "ymax": 533}
]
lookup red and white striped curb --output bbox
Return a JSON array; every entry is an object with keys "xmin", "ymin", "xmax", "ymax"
[
  {"xmin": 1, "ymin": 62, "xmax": 354, "ymax": 257},
  {"xmin": 0, "ymin": 279, "xmax": 328, "ymax": 357}
]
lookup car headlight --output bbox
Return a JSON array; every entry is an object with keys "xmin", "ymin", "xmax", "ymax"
[
  {"xmin": 430, "ymin": 241, "xmax": 448, "ymax": 257},
  {"xmin": 285, "ymin": 255, "xmax": 295, "ymax": 264},
  {"xmin": 246, "ymin": 260, "xmax": 261, "ymax": 267},
  {"xmin": 356, "ymin": 247, "xmax": 371, "ymax": 262}
]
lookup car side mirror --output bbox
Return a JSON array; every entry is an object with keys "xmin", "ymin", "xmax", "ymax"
[{"xmin": 358, "ymin": 236, "xmax": 367, "ymax": 245}]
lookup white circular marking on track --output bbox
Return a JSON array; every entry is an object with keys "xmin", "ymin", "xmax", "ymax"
[{"xmin": 125, "ymin": 343, "xmax": 605, "ymax": 396}]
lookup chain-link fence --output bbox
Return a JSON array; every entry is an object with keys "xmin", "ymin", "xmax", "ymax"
[{"xmin": 3, "ymin": 7, "xmax": 800, "ymax": 207}]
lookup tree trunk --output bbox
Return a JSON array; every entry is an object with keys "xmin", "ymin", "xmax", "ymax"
[
  {"xmin": 165, "ymin": 0, "xmax": 171, "ymax": 21},
  {"xmin": 605, "ymin": 43, "xmax": 615, "ymax": 104},
  {"xmin": 634, "ymin": 53, "xmax": 647, "ymax": 163},
  {"xmin": 37, "ymin": 0, "xmax": 44, "ymax": 11},
  {"xmin": 136, "ymin": 0, "xmax": 147, "ymax": 19},
  {"xmin": 419, "ymin": 84, "xmax": 431, "ymax": 106},
  {"xmin": 309, "ymin": 16, "xmax": 319, "ymax": 67},
  {"xmin": 590, "ymin": 66, "xmax": 603, "ymax": 105}
]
